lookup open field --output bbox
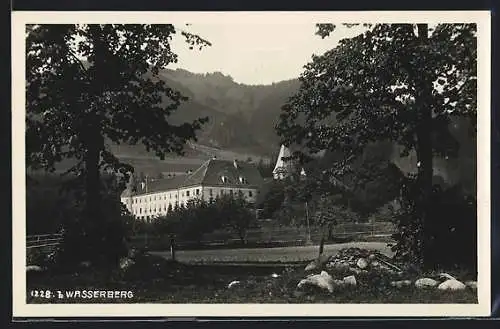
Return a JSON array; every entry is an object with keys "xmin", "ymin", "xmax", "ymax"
[
  {"xmin": 150, "ymin": 242, "xmax": 393, "ymax": 264},
  {"xmin": 131, "ymin": 221, "xmax": 396, "ymax": 251}
]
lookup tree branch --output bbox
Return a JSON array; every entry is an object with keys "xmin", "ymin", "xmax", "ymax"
[{"xmin": 66, "ymin": 46, "xmax": 91, "ymax": 82}]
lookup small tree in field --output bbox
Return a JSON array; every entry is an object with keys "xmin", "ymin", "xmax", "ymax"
[
  {"xmin": 227, "ymin": 193, "xmax": 255, "ymax": 244},
  {"xmin": 26, "ymin": 24, "xmax": 210, "ymax": 267}
]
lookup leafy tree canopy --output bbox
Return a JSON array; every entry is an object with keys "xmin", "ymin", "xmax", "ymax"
[
  {"xmin": 277, "ymin": 23, "xmax": 476, "ymax": 178},
  {"xmin": 276, "ymin": 23, "xmax": 476, "ymax": 267},
  {"xmin": 26, "ymin": 24, "xmax": 211, "ymax": 178},
  {"xmin": 25, "ymin": 24, "xmax": 211, "ymax": 266}
]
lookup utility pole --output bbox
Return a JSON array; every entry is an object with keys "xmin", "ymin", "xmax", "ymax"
[
  {"xmin": 300, "ymin": 168, "xmax": 312, "ymax": 245},
  {"xmin": 305, "ymin": 201, "xmax": 312, "ymax": 245}
]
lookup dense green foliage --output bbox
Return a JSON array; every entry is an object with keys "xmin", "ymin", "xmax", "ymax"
[
  {"xmin": 27, "ymin": 172, "xmax": 135, "ymax": 270},
  {"xmin": 26, "ymin": 24, "xmax": 210, "ymax": 267},
  {"xmin": 391, "ymin": 179, "xmax": 477, "ymax": 271},
  {"xmin": 147, "ymin": 194, "xmax": 257, "ymax": 244},
  {"xmin": 276, "ymin": 23, "xmax": 477, "ymax": 269}
]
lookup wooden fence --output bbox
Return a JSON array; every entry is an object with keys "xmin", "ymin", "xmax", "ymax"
[
  {"xmin": 26, "ymin": 222, "xmax": 395, "ymax": 252},
  {"xmin": 26, "ymin": 233, "xmax": 63, "ymax": 250}
]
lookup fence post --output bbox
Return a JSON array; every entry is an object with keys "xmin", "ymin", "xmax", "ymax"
[
  {"xmin": 170, "ymin": 236, "xmax": 176, "ymax": 262},
  {"xmin": 318, "ymin": 234, "xmax": 325, "ymax": 257}
]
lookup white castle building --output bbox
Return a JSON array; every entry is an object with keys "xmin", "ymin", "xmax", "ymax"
[{"xmin": 121, "ymin": 158, "xmax": 264, "ymax": 220}]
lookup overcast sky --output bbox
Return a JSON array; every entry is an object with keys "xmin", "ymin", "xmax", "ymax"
[{"xmin": 169, "ymin": 24, "xmax": 367, "ymax": 85}]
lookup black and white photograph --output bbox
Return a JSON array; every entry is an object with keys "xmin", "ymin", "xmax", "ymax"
[{"xmin": 12, "ymin": 11, "xmax": 491, "ymax": 317}]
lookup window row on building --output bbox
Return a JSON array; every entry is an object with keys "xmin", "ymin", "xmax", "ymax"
[
  {"xmin": 129, "ymin": 187, "xmax": 253, "ymax": 205},
  {"xmin": 123, "ymin": 186, "xmax": 257, "ymax": 220}
]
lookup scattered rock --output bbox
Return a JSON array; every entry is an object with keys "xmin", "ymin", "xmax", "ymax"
[
  {"xmin": 227, "ymin": 280, "xmax": 240, "ymax": 288},
  {"xmin": 376, "ymin": 258, "xmax": 403, "ymax": 273},
  {"xmin": 119, "ymin": 257, "xmax": 135, "ymax": 270},
  {"xmin": 465, "ymin": 281, "xmax": 477, "ymax": 290},
  {"xmin": 305, "ymin": 255, "xmax": 330, "ymax": 272},
  {"xmin": 415, "ymin": 278, "xmax": 439, "ymax": 289},
  {"xmin": 402, "ymin": 279, "xmax": 412, "ymax": 286},
  {"xmin": 390, "ymin": 280, "xmax": 412, "ymax": 288},
  {"xmin": 357, "ymin": 258, "xmax": 369, "ymax": 269},
  {"xmin": 349, "ymin": 267, "xmax": 363, "ymax": 275},
  {"xmin": 390, "ymin": 281, "xmax": 402, "ymax": 288},
  {"xmin": 79, "ymin": 261, "xmax": 91, "ymax": 268},
  {"xmin": 26, "ymin": 265, "xmax": 44, "ymax": 272},
  {"xmin": 343, "ymin": 275, "xmax": 357, "ymax": 286},
  {"xmin": 391, "ymin": 281, "xmax": 403, "ymax": 288},
  {"xmin": 327, "ymin": 248, "xmax": 401, "ymax": 275},
  {"xmin": 305, "ymin": 261, "xmax": 319, "ymax": 272},
  {"xmin": 327, "ymin": 261, "xmax": 350, "ymax": 271},
  {"xmin": 438, "ymin": 279, "xmax": 466, "ymax": 291},
  {"xmin": 127, "ymin": 248, "xmax": 140, "ymax": 259},
  {"xmin": 332, "ymin": 279, "xmax": 346, "ymax": 287},
  {"xmin": 438, "ymin": 273, "xmax": 457, "ymax": 281},
  {"xmin": 297, "ymin": 270, "xmax": 334, "ymax": 293}
]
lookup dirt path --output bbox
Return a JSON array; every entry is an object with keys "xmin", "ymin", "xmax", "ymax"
[{"xmin": 150, "ymin": 242, "xmax": 393, "ymax": 264}]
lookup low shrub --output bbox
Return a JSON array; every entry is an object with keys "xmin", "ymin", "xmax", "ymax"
[{"xmin": 391, "ymin": 181, "xmax": 477, "ymax": 272}]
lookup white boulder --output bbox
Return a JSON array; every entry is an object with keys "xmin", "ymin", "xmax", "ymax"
[
  {"xmin": 305, "ymin": 261, "xmax": 319, "ymax": 272},
  {"xmin": 465, "ymin": 281, "xmax": 477, "ymax": 290},
  {"xmin": 343, "ymin": 275, "xmax": 357, "ymax": 286},
  {"xmin": 415, "ymin": 278, "xmax": 439, "ymax": 289},
  {"xmin": 297, "ymin": 270, "xmax": 334, "ymax": 293},
  {"xmin": 357, "ymin": 258, "xmax": 369, "ymax": 269},
  {"xmin": 439, "ymin": 272, "xmax": 457, "ymax": 281},
  {"xmin": 438, "ymin": 279, "xmax": 466, "ymax": 291},
  {"xmin": 26, "ymin": 265, "xmax": 44, "ymax": 272},
  {"xmin": 391, "ymin": 280, "xmax": 412, "ymax": 288},
  {"xmin": 227, "ymin": 280, "xmax": 241, "ymax": 288}
]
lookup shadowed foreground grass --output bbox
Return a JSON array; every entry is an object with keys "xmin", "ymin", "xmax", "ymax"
[{"xmin": 27, "ymin": 253, "xmax": 477, "ymax": 304}]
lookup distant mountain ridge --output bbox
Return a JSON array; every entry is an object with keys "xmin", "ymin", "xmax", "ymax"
[
  {"xmin": 109, "ymin": 68, "xmax": 475, "ymax": 194},
  {"xmin": 148, "ymin": 68, "xmax": 300, "ymax": 155}
]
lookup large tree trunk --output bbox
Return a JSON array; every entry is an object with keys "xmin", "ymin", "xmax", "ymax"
[
  {"xmin": 414, "ymin": 24, "xmax": 434, "ymax": 267},
  {"xmin": 83, "ymin": 25, "xmax": 106, "ymax": 262},
  {"xmin": 82, "ymin": 131, "xmax": 104, "ymax": 263},
  {"xmin": 415, "ymin": 24, "xmax": 434, "ymax": 199}
]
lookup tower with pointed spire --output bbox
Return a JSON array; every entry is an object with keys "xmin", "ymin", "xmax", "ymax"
[{"xmin": 273, "ymin": 144, "xmax": 294, "ymax": 180}]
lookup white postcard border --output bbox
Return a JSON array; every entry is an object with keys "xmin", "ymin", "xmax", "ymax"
[{"xmin": 12, "ymin": 10, "xmax": 491, "ymax": 318}]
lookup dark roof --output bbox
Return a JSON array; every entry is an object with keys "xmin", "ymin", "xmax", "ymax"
[
  {"xmin": 121, "ymin": 175, "xmax": 187, "ymax": 198},
  {"xmin": 124, "ymin": 159, "xmax": 264, "ymax": 197},
  {"xmin": 121, "ymin": 189, "xmax": 133, "ymax": 198},
  {"xmin": 183, "ymin": 159, "xmax": 264, "ymax": 188},
  {"xmin": 146, "ymin": 175, "xmax": 187, "ymax": 193}
]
